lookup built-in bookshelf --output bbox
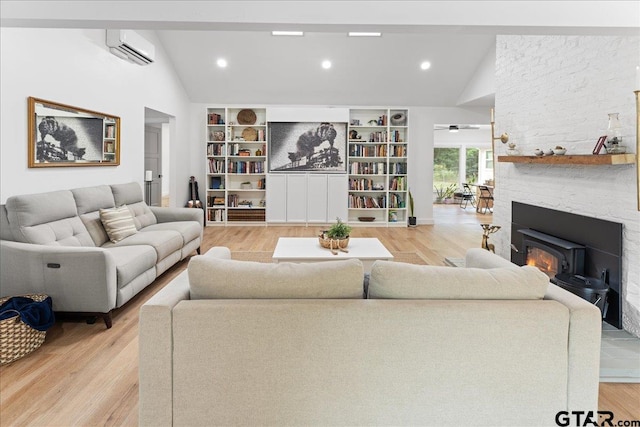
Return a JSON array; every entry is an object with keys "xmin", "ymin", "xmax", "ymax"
[
  {"xmin": 205, "ymin": 107, "xmax": 267, "ymax": 225},
  {"xmin": 347, "ymin": 108, "xmax": 408, "ymax": 226}
]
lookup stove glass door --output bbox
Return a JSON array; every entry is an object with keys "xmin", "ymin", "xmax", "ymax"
[{"xmin": 525, "ymin": 246, "xmax": 560, "ymax": 278}]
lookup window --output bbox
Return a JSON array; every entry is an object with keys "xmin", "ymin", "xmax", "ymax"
[
  {"xmin": 433, "ymin": 147, "xmax": 459, "ymax": 188},
  {"xmin": 485, "ymin": 150, "xmax": 494, "ymax": 169}
]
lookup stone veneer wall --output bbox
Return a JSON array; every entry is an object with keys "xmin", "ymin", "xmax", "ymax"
[{"xmin": 493, "ymin": 35, "xmax": 640, "ymax": 337}]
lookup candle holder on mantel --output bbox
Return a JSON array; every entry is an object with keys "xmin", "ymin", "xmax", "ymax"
[{"xmin": 635, "ymin": 90, "xmax": 639, "ymax": 211}]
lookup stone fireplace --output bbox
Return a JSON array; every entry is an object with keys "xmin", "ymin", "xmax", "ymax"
[{"xmin": 511, "ymin": 202, "xmax": 623, "ymax": 328}]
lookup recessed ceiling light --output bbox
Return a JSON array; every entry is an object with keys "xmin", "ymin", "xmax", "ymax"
[
  {"xmin": 348, "ymin": 32, "xmax": 382, "ymax": 37},
  {"xmin": 216, "ymin": 58, "xmax": 228, "ymax": 68},
  {"xmin": 321, "ymin": 60, "xmax": 332, "ymax": 69},
  {"xmin": 420, "ymin": 61, "xmax": 431, "ymax": 70},
  {"xmin": 272, "ymin": 31, "xmax": 304, "ymax": 36}
]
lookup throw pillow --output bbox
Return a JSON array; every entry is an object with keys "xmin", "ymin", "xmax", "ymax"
[
  {"xmin": 99, "ymin": 205, "xmax": 137, "ymax": 243},
  {"xmin": 368, "ymin": 261, "xmax": 549, "ymax": 300},
  {"xmin": 188, "ymin": 257, "xmax": 364, "ymax": 299}
]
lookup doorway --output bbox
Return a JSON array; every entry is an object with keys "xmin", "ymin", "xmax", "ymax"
[
  {"xmin": 144, "ymin": 108, "xmax": 172, "ymax": 207},
  {"xmin": 432, "ymin": 124, "xmax": 493, "ymax": 223}
]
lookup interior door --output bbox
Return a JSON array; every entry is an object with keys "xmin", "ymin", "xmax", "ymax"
[{"xmin": 144, "ymin": 125, "xmax": 162, "ymax": 206}]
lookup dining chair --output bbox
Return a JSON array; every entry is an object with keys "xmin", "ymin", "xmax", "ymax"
[
  {"xmin": 460, "ymin": 183, "xmax": 476, "ymax": 209},
  {"xmin": 477, "ymin": 185, "xmax": 494, "ymax": 214}
]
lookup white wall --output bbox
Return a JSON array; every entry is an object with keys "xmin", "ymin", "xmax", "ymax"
[
  {"xmin": 493, "ymin": 35, "xmax": 640, "ymax": 336},
  {"xmin": 0, "ymin": 28, "xmax": 193, "ymax": 205}
]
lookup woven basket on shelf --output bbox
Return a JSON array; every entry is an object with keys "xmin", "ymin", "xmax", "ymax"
[
  {"xmin": 237, "ymin": 109, "xmax": 257, "ymax": 125},
  {"xmin": 0, "ymin": 294, "xmax": 48, "ymax": 366}
]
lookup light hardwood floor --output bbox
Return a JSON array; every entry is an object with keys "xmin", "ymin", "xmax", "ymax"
[{"xmin": 1, "ymin": 212, "xmax": 638, "ymax": 425}]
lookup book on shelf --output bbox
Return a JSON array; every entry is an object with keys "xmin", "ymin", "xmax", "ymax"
[
  {"xmin": 207, "ymin": 143, "xmax": 225, "ymax": 156},
  {"xmin": 208, "ymin": 158, "xmax": 225, "ymax": 173},
  {"xmin": 210, "ymin": 176, "xmax": 222, "ymax": 189},
  {"xmin": 228, "ymin": 161, "xmax": 264, "ymax": 174},
  {"xmin": 207, "ymin": 208, "xmax": 225, "ymax": 222},
  {"xmin": 389, "ymin": 176, "xmax": 405, "ymax": 191},
  {"xmin": 208, "ymin": 113, "xmax": 223, "ymax": 125}
]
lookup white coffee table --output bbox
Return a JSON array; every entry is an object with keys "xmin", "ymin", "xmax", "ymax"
[{"xmin": 272, "ymin": 237, "xmax": 393, "ymax": 273}]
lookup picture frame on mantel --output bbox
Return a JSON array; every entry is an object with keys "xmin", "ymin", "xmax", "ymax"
[
  {"xmin": 592, "ymin": 135, "xmax": 607, "ymax": 155},
  {"xmin": 28, "ymin": 97, "xmax": 120, "ymax": 168}
]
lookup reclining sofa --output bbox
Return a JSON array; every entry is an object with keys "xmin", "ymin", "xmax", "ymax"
[
  {"xmin": 0, "ymin": 182, "xmax": 203, "ymax": 328},
  {"xmin": 139, "ymin": 247, "xmax": 602, "ymax": 426}
]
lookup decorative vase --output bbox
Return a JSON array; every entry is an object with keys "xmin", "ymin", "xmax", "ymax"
[{"xmin": 605, "ymin": 113, "xmax": 622, "ymax": 150}]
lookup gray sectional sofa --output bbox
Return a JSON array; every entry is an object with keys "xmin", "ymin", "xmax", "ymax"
[
  {"xmin": 139, "ymin": 247, "xmax": 602, "ymax": 426},
  {"xmin": 0, "ymin": 182, "xmax": 203, "ymax": 328}
]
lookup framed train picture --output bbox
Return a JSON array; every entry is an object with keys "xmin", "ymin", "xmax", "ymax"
[
  {"xmin": 268, "ymin": 121, "xmax": 347, "ymax": 173},
  {"xmin": 28, "ymin": 97, "xmax": 120, "ymax": 167}
]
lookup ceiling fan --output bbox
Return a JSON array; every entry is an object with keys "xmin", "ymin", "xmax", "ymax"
[{"xmin": 434, "ymin": 125, "xmax": 481, "ymax": 132}]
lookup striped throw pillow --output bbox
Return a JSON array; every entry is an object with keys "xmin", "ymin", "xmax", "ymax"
[{"xmin": 100, "ymin": 205, "xmax": 137, "ymax": 243}]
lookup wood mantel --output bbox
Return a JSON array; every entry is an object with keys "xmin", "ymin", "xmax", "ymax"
[{"xmin": 497, "ymin": 154, "xmax": 636, "ymax": 165}]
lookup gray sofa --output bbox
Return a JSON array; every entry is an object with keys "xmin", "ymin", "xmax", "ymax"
[
  {"xmin": 139, "ymin": 247, "xmax": 602, "ymax": 426},
  {"xmin": 0, "ymin": 182, "xmax": 203, "ymax": 328}
]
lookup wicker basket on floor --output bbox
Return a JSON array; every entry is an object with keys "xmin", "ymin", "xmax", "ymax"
[{"xmin": 0, "ymin": 294, "xmax": 48, "ymax": 365}]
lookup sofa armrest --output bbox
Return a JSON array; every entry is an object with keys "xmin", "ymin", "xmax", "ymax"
[
  {"xmin": 544, "ymin": 283, "xmax": 601, "ymax": 412},
  {"xmin": 150, "ymin": 206, "xmax": 204, "ymax": 228},
  {"xmin": 0, "ymin": 240, "xmax": 117, "ymax": 313},
  {"xmin": 139, "ymin": 270, "xmax": 190, "ymax": 427}
]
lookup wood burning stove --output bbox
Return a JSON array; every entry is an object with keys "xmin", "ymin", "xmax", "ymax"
[
  {"xmin": 519, "ymin": 228, "xmax": 608, "ymax": 316},
  {"xmin": 511, "ymin": 202, "xmax": 622, "ymax": 327},
  {"xmin": 519, "ymin": 229, "xmax": 585, "ymax": 278}
]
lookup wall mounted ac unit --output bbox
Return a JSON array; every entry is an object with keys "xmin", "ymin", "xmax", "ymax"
[{"xmin": 106, "ymin": 29, "xmax": 155, "ymax": 65}]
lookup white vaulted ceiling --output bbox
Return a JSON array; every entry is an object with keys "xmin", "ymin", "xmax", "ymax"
[{"xmin": 1, "ymin": 1, "xmax": 638, "ymax": 107}]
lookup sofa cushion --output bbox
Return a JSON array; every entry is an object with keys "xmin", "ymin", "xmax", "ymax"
[
  {"xmin": 111, "ymin": 183, "xmax": 157, "ymax": 229},
  {"xmin": 188, "ymin": 257, "xmax": 364, "ymax": 299},
  {"xmin": 72, "ymin": 185, "xmax": 116, "ymax": 215},
  {"xmin": 102, "ymin": 229, "xmax": 183, "ymax": 262},
  {"xmin": 140, "ymin": 221, "xmax": 202, "ymax": 245},
  {"xmin": 100, "ymin": 205, "xmax": 138, "ymax": 243},
  {"xmin": 5, "ymin": 190, "xmax": 94, "ymax": 246},
  {"xmin": 368, "ymin": 261, "xmax": 549, "ymax": 300},
  {"xmin": 103, "ymin": 246, "xmax": 157, "ymax": 288},
  {"xmin": 72, "ymin": 185, "xmax": 117, "ymax": 246}
]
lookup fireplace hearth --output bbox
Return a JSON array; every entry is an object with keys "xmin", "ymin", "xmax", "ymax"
[{"xmin": 511, "ymin": 202, "xmax": 623, "ymax": 328}]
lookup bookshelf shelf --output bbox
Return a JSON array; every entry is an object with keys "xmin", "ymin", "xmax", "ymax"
[
  {"xmin": 347, "ymin": 108, "xmax": 409, "ymax": 226},
  {"xmin": 205, "ymin": 107, "xmax": 267, "ymax": 225}
]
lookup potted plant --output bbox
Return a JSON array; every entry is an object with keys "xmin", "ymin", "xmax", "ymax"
[
  {"xmin": 434, "ymin": 185, "xmax": 446, "ymax": 204},
  {"xmin": 434, "ymin": 184, "xmax": 457, "ymax": 204},
  {"xmin": 408, "ymin": 189, "xmax": 417, "ymax": 227},
  {"xmin": 443, "ymin": 184, "xmax": 457, "ymax": 204},
  {"xmin": 319, "ymin": 217, "xmax": 352, "ymax": 251}
]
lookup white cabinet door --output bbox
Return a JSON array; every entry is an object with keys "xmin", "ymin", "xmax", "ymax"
[
  {"xmin": 286, "ymin": 174, "xmax": 307, "ymax": 222},
  {"xmin": 266, "ymin": 174, "xmax": 287, "ymax": 222},
  {"xmin": 307, "ymin": 175, "xmax": 328, "ymax": 223},
  {"xmin": 328, "ymin": 174, "xmax": 348, "ymax": 222}
]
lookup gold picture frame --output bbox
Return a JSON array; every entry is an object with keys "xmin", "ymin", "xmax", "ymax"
[{"xmin": 28, "ymin": 97, "xmax": 120, "ymax": 168}]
